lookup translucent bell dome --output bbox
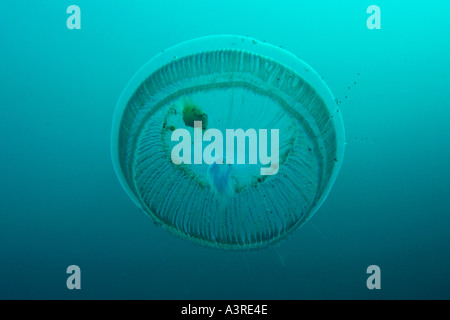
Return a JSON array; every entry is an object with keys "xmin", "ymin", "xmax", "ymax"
[{"xmin": 111, "ymin": 35, "xmax": 345, "ymax": 249}]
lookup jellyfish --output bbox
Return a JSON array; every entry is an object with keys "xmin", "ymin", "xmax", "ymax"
[{"xmin": 111, "ymin": 35, "xmax": 345, "ymax": 249}]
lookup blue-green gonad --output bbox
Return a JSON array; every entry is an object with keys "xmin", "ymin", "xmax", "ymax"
[{"xmin": 111, "ymin": 35, "xmax": 345, "ymax": 249}]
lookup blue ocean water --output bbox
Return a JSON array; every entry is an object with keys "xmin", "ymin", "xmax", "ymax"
[{"xmin": 1, "ymin": 1, "xmax": 449, "ymax": 299}]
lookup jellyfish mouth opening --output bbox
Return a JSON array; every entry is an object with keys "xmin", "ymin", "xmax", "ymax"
[
  {"xmin": 161, "ymin": 88, "xmax": 294, "ymax": 194},
  {"xmin": 207, "ymin": 160, "xmax": 233, "ymax": 196},
  {"xmin": 112, "ymin": 35, "xmax": 345, "ymax": 250}
]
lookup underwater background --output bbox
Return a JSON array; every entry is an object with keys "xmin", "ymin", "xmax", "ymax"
[{"xmin": 1, "ymin": 0, "xmax": 449, "ymax": 299}]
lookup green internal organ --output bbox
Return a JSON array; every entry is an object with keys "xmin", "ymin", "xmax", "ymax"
[{"xmin": 182, "ymin": 101, "xmax": 208, "ymax": 130}]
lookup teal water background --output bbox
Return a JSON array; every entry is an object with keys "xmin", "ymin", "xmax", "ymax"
[{"xmin": 1, "ymin": 1, "xmax": 449, "ymax": 299}]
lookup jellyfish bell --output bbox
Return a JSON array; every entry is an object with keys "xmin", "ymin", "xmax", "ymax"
[{"xmin": 111, "ymin": 35, "xmax": 345, "ymax": 249}]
